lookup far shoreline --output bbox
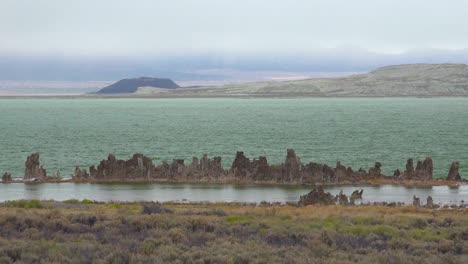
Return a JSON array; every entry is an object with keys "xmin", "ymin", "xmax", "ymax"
[
  {"xmin": 2, "ymin": 177, "xmax": 466, "ymax": 188},
  {"xmin": 1, "ymin": 95, "xmax": 468, "ymax": 99}
]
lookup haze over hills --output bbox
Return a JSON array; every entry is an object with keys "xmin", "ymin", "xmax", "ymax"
[{"xmin": 133, "ymin": 64, "xmax": 468, "ymax": 97}]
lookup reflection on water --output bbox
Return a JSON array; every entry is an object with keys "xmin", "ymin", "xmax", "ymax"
[{"xmin": 0, "ymin": 183, "xmax": 466, "ymax": 204}]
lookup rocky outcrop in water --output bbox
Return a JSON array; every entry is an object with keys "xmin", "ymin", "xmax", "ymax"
[
  {"xmin": 224, "ymin": 150, "xmax": 393, "ymax": 183},
  {"xmin": 70, "ymin": 150, "xmax": 462, "ymax": 184},
  {"xmin": 336, "ymin": 190, "xmax": 349, "ymax": 205},
  {"xmin": 413, "ymin": 195, "xmax": 421, "ymax": 207},
  {"xmin": 188, "ymin": 154, "xmax": 225, "ymax": 179},
  {"xmin": 351, "ymin": 190, "xmax": 364, "ymax": 200},
  {"xmin": 426, "ymin": 196, "xmax": 435, "ymax": 208},
  {"xmin": 170, "ymin": 159, "xmax": 188, "ymax": 178},
  {"xmin": 399, "ymin": 158, "xmax": 433, "ymax": 180},
  {"xmin": 302, "ymin": 162, "xmax": 334, "ymax": 183},
  {"xmin": 2, "ymin": 172, "xmax": 12, "ymax": 182},
  {"xmin": 24, "ymin": 153, "xmax": 47, "ymax": 179},
  {"xmin": 74, "ymin": 167, "xmax": 89, "ymax": 179},
  {"xmin": 74, "ymin": 153, "xmax": 226, "ymax": 180},
  {"xmin": 298, "ymin": 187, "xmax": 336, "ymax": 205},
  {"xmin": 230, "ymin": 152, "xmax": 271, "ymax": 181},
  {"xmin": 299, "ymin": 189, "xmax": 366, "ymax": 206},
  {"xmin": 79, "ymin": 154, "xmax": 155, "ymax": 179},
  {"xmin": 368, "ymin": 162, "xmax": 383, "ymax": 178},
  {"xmin": 231, "ymin": 151, "xmax": 250, "ymax": 178},
  {"xmin": 284, "ymin": 149, "xmax": 302, "ymax": 182},
  {"xmin": 447, "ymin": 161, "xmax": 461, "ymax": 181}
]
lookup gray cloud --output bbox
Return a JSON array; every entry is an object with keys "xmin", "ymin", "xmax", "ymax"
[
  {"xmin": 1, "ymin": 0, "xmax": 468, "ymax": 56},
  {"xmin": 1, "ymin": 0, "xmax": 468, "ymax": 82}
]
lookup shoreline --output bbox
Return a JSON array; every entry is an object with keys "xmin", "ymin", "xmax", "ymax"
[
  {"xmin": 1, "ymin": 199, "xmax": 468, "ymax": 207},
  {"xmin": 1, "ymin": 95, "xmax": 468, "ymax": 99},
  {"xmin": 2, "ymin": 176, "xmax": 466, "ymax": 187}
]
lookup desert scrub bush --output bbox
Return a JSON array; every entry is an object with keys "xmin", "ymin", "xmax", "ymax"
[
  {"xmin": 63, "ymin": 199, "xmax": 80, "ymax": 204},
  {"xmin": 140, "ymin": 238, "xmax": 164, "ymax": 255},
  {"xmin": 226, "ymin": 215, "xmax": 252, "ymax": 223},
  {"xmin": 411, "ymin": 218, "xmax": 428, "ymax": 229},
  {"xmin": 81, "ymin": 198, "xmax": 94, "ymax": 204},
  {"xmin": 3, "ymin": 199, "xmax": 44, "ymax": 209},
  {"xmin": 0, "ymin": 202, "xmax": 466, "ymax": 263},
  {"xmin": 407, "ymin": 228, "xmax": 447, "ymax": 241},
  {"xmin": 141, "ymin": 203, "xmax": 173, "ymax": 214},
  {"xmin": 352, "ymin": 216, "xmax": 384, "ymax": 225},
  {"xmin": 318, "ymin": 216, "xmax": 344, "ymax": 230},
  {"xmin": 168, "ymin": 227, "xmax": 188, "ymax": 244},
  {"xmin": 210, "ymin": 208, "xmax": 227, "ymax": 216},
  {"xmin": 187, "ymin": 217, "xmax": 215, "ymax": 232},
  {"xmin": 71, "ymin": 215, "xmax": 98, "ymax": 226},
  {"xmin": 107, "ymin": 203, "xmax": 122, "ymax": 209},
  {"xmin": 63, "ymin": 198, "xmax": 94, "ymax": 205},
  {"xmin": 189, "ymin": 208, "xmax": 227, "ymax": 216}
]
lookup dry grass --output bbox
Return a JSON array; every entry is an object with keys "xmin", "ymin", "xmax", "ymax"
[{"xmin": 0, "ymin": 201, "xmax": 466, "ymax": 263}]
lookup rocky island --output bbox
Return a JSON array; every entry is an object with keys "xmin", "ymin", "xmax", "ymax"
[
  {"xmin": 3, "ymin": 150, "xmax": 464, "ymax": 185},
  {"xmin": 95, "ymin": 77, "xmax": 179, "ymax": 94}
]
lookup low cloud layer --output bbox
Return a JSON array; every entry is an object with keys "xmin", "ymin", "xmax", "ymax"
[
  {"xmin": 1, "ymin": 0, "xmax": 467, "ymax": 81},
  {"xmin": 1, "ymin": 48, "xmax": 467, "ymax": 81},
  {"xmin": 1, "ymin": 0, "xmax": 468, "ymax": 56}
]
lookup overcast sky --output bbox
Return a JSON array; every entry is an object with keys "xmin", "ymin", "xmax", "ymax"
[
  {"xmin": 1, "ymin": 0, "xmax": 468, "ymax": 56},
  {"xmin": 1, "ymin": 0, "xmax": 468, "ymax": 82}
]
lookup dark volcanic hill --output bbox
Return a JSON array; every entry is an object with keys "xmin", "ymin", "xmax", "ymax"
[{"xmin": 96, "ymin": 77, "xmax": 179, "ymax": 94}]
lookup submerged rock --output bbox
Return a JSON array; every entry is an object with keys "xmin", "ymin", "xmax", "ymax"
[
  {"xmin": 24, "ymin": 153, "xmax": 47, "ymax": 179},
  {"xmin": 447, "ymin": 161, "xmax": 461, "ymax": 181},
  {"xmin": 2, "ymin": 172, "xmax": 12, "ymax": 182},
  {"xmin": 51, "ymin": 170, "xmax": 62, "ymax": 179},
  {"xmin": 298, "ymin": 187, "xmax": 336, "ymax": 205},
  {"xmin": 73, "ymin": 167, "xmax": 89, "ymax": 179},
  {"xmin": 426, "ymin": 196, "xmax": 435, "ymax": 208},
  {"xmin": 336, "ymin": 190, "xmax": 349, "ymax": 205},
  {"xmin": 413, "ymin": 195, "xmax": 421, "ymax": 207},
  {"xmin": 351, "ymin": 190, "xmax": 364, "ymax": 200}
]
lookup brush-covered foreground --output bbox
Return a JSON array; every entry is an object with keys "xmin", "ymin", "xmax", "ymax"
[{"xmin": 0, "ymin": 201, "xmax": 467, "ymax": 264}]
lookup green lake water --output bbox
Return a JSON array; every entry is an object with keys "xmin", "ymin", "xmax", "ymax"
[{"xmin": 0, "ymin": 98, "xmax": 467, "ymax": 178}]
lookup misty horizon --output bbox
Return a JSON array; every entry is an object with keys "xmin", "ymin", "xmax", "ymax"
[
  {"xmin": 2, "ymin": 0, "xmax": 468, "ymax": 83},
  {"xmin": 1, "ymin": 0, "xmax": 468, "ymax": 96}
]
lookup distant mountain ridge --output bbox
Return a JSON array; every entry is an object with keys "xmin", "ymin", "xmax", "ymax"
[
  {"xmin": 96, "ymin": 77, "xmax": 179, "ymax": 94},
  {"xmin": 134, "ymin": 63, "xmax": 468, "ymax": 97}
]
